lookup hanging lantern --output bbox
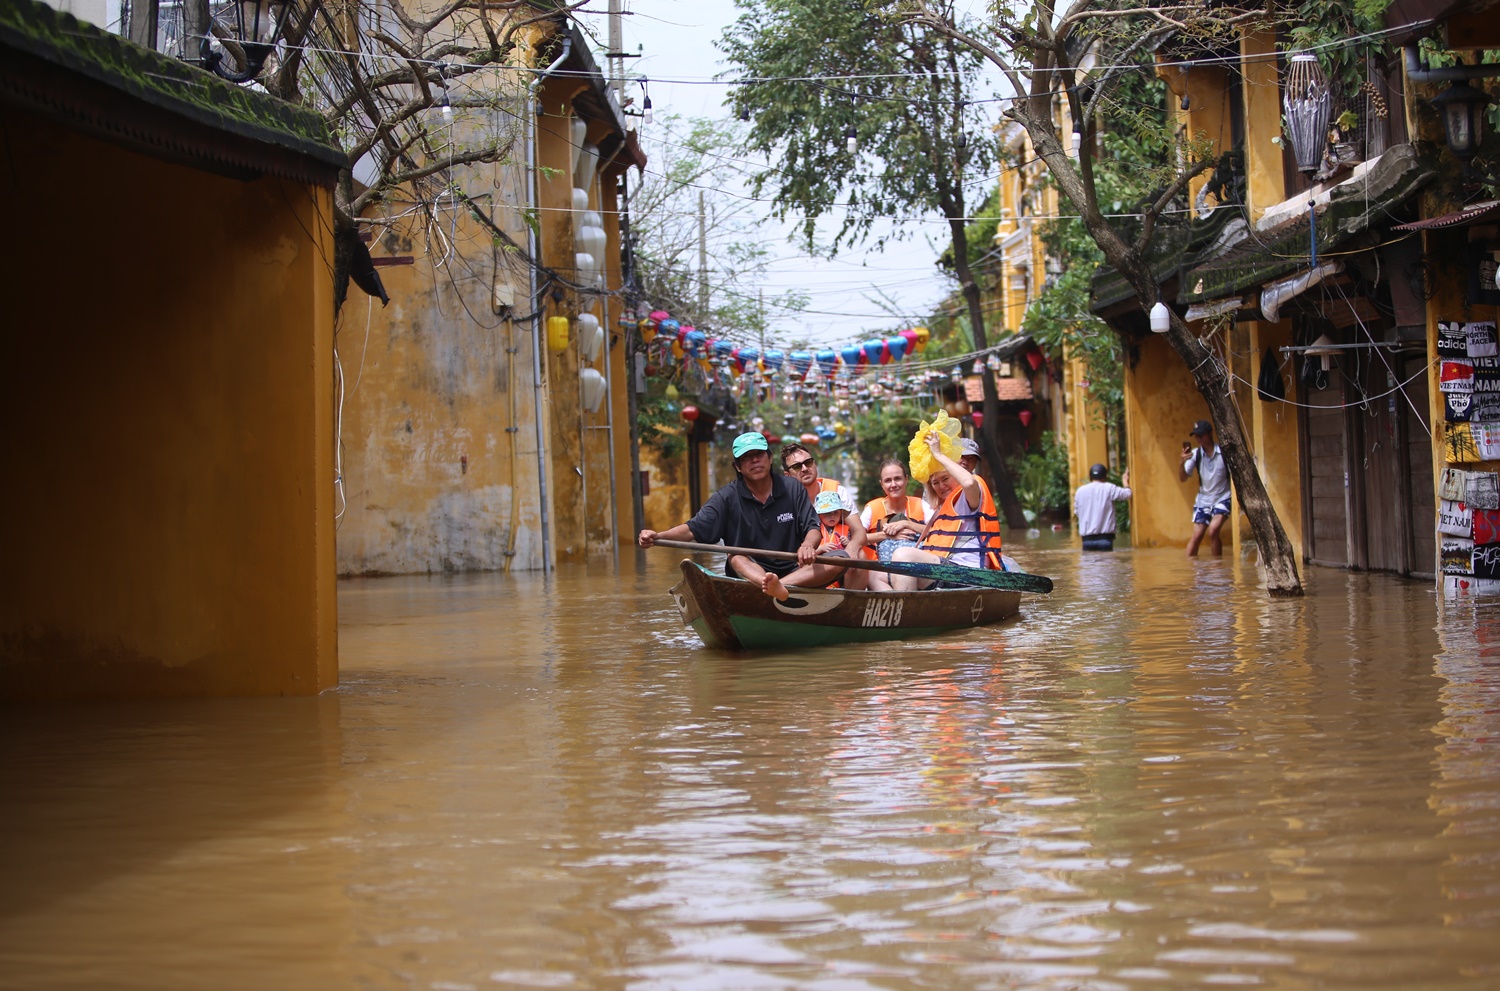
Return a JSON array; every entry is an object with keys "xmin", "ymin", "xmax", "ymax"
[
  {"xmin": 886, "ymin": 336, "xmax": 907, "ymax": 362},
  {"xmin": 681, "ymin": 404, "xmax": 700, "ymax": 422},
  {"xmin": 665, "ymin": 383, "xmax": 679, "ymax": 400},
  {"xmin": 800, "ymin": 432, "xmax": 820, "ymax": 446},
  {"xmin": 972, "ymin": 358, "xmax": 985, "ymax": 375},
  {"xmin": 970, "ymin": 411, "xmax": 984, "ymax": 429},
  {"xmin": 547, "ymin": 315, "xmax": 570, "ymax": 353},
  {"xmin": 950, "ymin": 366, "xmax": 964, "ymax": 384},
  {"xmin": 900, "ymin": 328, "xmax": 919, "ymax": 354},
  {"xmin": 577, "ymin": 312, "xmax": 603, "ymax": 363},
  {"xmin": 1018, "ymin": 408, "xmax": 1034, "ymax": 427},
  {"xmin": 659, "ymin": 318, "xmax": 681, "ymax": 341},
  {"xmin": 1283, "ymin": 53, "xmax": 1331, "ymax": 175},
  {"xmin": 1026, "ymin": 350, "xmax": 1045, "ymax": 371},
  {"xmin": 685, "ymin": 328, "xmax": 706, "ymax": 354},
  {"xmin": 952, "ymin": 399, "xmax": 971, "ymax": 417},
  {"xmin": 986, "ymin": 352, "xmax": 1002, "ymax": 371},
  {"xmin": 1430, "ymin": 81, "xmax": 1493, "ymax": 159},
  {"xmin": 816, "ymin": 349, "xmax": 839, "ymax": 378},
  {"xmin": 670, "ymin": 340, "xmax": 685, "ymax": 361},
  {"xmin": 913, "ymin": 326, "xmax": 930, "ymax": 352},
  {"xmin": 639, "ymin": 315, "xmax": 659, "ymax": 343},
  {"xmin": 763, "ymin": 349, "xmax": 785, "ymax": 372},
  {"xmin": 862, "ymin": 339, "xmax": 885, "ymax": 364},
  {"xmin": 580, "ymin": 367, "xmax": 606, "ymax": 413}
]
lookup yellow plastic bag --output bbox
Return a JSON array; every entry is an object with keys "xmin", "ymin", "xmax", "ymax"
[{"xmin": 907, "ymin": 410, "xmax": 963, "ymax": 482}]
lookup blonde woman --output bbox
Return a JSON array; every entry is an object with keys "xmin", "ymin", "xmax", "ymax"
[{"xmin": 860, "ymin": 459, "xmax": 928, "ymax": 591}]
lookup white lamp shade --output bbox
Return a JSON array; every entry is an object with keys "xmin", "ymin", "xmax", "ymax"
[
  {"xmin": 1307, "ymin": 333, "xmax": 1338, "ymax": 371},
  {"xmin": 575, "ymin": 144, "xmax": 599, "ymax": 191},
  {"xmin": 575, "ymin": 252, "xmax": 595, "ymax": 284},
  {"xmin": 571, "ymin": 187, "xmax": 589, "ymax": 213},
  {"xmin": 580, "ymin": 367, "xmax": 607, "ymax": 413},
  {"xmin": 577, "ymin": 313, "xmax": 603, "ymax": 363},
  {"xmin": 582, "ymin": 210, "xmax": 603, "ymax": 229},
  {"xmin": 570, "ymin": 117, "xmax": 586, "ymax": 156},
  {"xmin": 1150, "ymin": 301, "xmax": 1171, "ymax": 333}
]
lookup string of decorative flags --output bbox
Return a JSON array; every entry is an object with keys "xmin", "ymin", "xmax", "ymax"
[{"xmin": 621, "ymin": 308, "xmax": 1034, "ymax": 447}]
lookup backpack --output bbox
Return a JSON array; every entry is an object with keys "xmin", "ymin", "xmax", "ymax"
[{"xmin": 1257, "ymin": 348, "xmax": 1286, "ymax": 402}]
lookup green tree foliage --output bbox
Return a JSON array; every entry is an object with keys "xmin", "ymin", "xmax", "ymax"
[
  {"xmin": 1007, "ymin": 432, "xmax": 1071, "ymax": 519},
  {"xmin": 719, "ymin": 0, "xmax": 1031, "ymax": 528}
]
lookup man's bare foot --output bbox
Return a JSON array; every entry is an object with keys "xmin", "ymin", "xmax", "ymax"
[{"xmin": 761, "ymin": 573, "xmax": 790, "ymax": 601}]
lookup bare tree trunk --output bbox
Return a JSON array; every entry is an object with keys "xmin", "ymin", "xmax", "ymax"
[{"xmin": 947, "ymin": 217, "xmax": 1029, "ymax": 530}]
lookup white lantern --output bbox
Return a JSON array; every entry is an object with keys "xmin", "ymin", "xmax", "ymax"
[
  {"xmin": 1150, "ymin": 301, "xmax": 1171, "ymax": 333},
  {"xmin": 575, "ymin": 144, "xmax": 599, "ymax": 190},
  {"xmin": 577, "ymin": 313, "xmax": 604, "ymax": 363},
  {"xmin": 580, "ymin": 367, "xmax": 607, "ymax": 413},
  {"xmin": 571, "ymin": 188, "xmax": 589, "ymax": 214}
]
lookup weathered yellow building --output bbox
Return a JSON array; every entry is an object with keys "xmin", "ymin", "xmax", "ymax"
[
  {"xmin": 2, "ymin": 0, "xmax": 345, "ymax": 697},
  {"xmin": 334, "ymin": 21, "xmax": 643, "ymax": 574}
]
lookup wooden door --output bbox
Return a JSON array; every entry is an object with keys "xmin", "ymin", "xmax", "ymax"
[{"xmin": 1303, "ymin": 363, "xmax": 1351, "ymax": 568}]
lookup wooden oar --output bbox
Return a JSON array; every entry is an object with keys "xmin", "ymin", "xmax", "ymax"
[{"xmin": 651, "ymin": 539, "xmax": 1054, "ymax": 594}]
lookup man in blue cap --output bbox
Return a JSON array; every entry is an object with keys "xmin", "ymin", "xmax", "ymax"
[{"xmin": 639, "ymin": 431, "xmax": 846, "ymax": 600}]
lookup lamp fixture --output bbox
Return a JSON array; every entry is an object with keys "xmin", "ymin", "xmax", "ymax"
[
  {"xmin": 845, "ymin": 125, "xmax": 857, "ymax": 154},
  {"xmin": 201, "ymin": 0, "xmax": 288, "ymax": 82},
  {"xmin": 1150, "ymin": 301, "xmax": 1171, "ymax": 333},
  {"xmin": 640, "ymin": 78, "xmax": 653, "ymax": 124},
  {"xmin": 1306, "ymin": 333, "xmax": 1339, "ymax": 371},
  {"xmin": 1430, "ymin": 81, "xmax": 1493, "ymax": 159},
  {"xmin": 1283, "ymin": 53, "xmax": 1331, "ymax": 176}
]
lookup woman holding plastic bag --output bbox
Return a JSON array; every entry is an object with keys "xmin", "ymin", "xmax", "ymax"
[{"xmin": 890, "ymin": 414, "xmax": 1003, "ymax": 591}]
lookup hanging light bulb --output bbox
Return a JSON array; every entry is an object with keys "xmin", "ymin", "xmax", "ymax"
[
  {"xmin": 439, "ymin": 90, "xmax": 452, "ymax": 120},
  {"xmin": 845, "ymin": 125, "xmax": 857, "ymax": 154},
  {"xmin": 640, "ymin": 78, "xmax": 653, "ymax": 125}
]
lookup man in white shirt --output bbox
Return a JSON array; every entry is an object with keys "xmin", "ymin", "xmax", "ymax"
[
  {"xmin": 1074, "ymin": 464, "xmax": 1131, "ymax": 551},
  {"xmin": 1178, "ymin": 419, "xmax": 1231, "ymax": 557}
]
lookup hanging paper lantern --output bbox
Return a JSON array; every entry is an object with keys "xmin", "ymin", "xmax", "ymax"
[
  {"xmin": 789, "ymin": 351, "xmax": 814, "ymax": 376},
  {"xmin": 900, "ymin": 328, "xmax": 919, "ymax": 354},
  {"xmin": 547, "ymin": 315, "xmax": 570, "ymax": 353},
  {"xmin": 840, "ymin": 345, "xmax": 862, "ymax": 368},
  {"xmin": 950, "ymin": 366, "xmax": 964, "ymax": 384},
  {"xmin": 712, "ymin": 338, "xmax": 734, "ymax": 358},
  {"xmin": 665, "ymin": 383, "xmax": 679, "ymax": 400},
  {"xmin": 833, "ymin": 422, "xmax": 849, "ymax": 436},
  {"xmin": 1018, "ymin": 408, "xmax": 1034, "ymax": 427},
  {"xmin": 886, "ymin": 336, "xmax": 908, "ymax": 362},
  {"xmin": 670, "ymin": 340, "xmax": 685, "ymax": 361},
  {"xmin": 913, "ymin": 326, "xmax": 930, "ymax": 352},
  {"xmin": 953, "ymin": 399, "xmax": 971, "ymax": 417},
  {"xmin": 765, "ymin": 432, "xmax": 781, "ymax": 444},
  {"xmin": 862, "ymin": 339, "xmax": 884, "ymax": 364},
  {"xmin": 580, "ymin": 368, "xmax": 606, "ymax": 413},
  {"xmin": 970, "ymin": 411, "xmax": 984, "ymax": 429},
  {"xmin": 739, "ymin": 346, "xmax": 760, "ymax": 369},
  {"xmin": 659, "ymin": 318, "xmax": 681, "ymax": 341},
  {"xmin": 816, "ymin": 349, "xmax": 838, "ymax": 377},
  {"xmin": 697, "ymin": 356, "xmax": 712, "ymax": 374},
  {"xmin": 685, "ymin": 328, "xmax": 706, "ymax": 354},
  {"xmin": 1026, "ymin": 350, "xmax": 1044, "ymax": 371},
  {"xmin": 681, "ymin": 404, "xmax": 700, "ymax": 422},
  {"xmin": 800, "ymin": 432, "xmax": 819, "ymax": 446},
  {"xmin": 763, "ymin": 349, "xmax": 784, "ymax": 372},
  {"xmin": 639, "ymin": 316, "xmax": 659, "ymax": 343}
]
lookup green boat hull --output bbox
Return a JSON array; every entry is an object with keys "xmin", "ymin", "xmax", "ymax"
[{"xmin": 671, "ymin": 560, "xmax": 1023, "ymax": 650}]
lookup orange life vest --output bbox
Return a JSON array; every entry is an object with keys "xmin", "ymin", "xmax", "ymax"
[
  {"xmin": 860, "ymin": 496, "xmax": 928, "ymax": 559},
  {"xmin": 920, "ymin": 479, "xmax": 1003, "ymax": 569},
  {"xmin": 818, "ymin": 517, "xmax": 851, "ymax": 550}
]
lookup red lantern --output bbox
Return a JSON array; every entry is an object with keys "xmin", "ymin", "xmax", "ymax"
[
  {"xmin": 681, "ymin": 405, "xmax": 700, "ymax": 422},
  {"xmin": 970, "ymin": 411, "xmax": 984, "ymax": 429},
  {"xmin": 952, "ymin": 399, "xmax": 971, "ymax": 417},
  {"xmin": 1018, "ymin": 408, "xmax": 1034, "ymax": 427},
  {"xmin": 1026, "ymin": 350, "xmax": 1044, "ymax": 371},
  {"xmin": 800, "ymin": 432, "xmax": 820, "ymax": 445},
  {"xmin": 766, "ymin": 433, "xmax": 782, "ymax": 444}
]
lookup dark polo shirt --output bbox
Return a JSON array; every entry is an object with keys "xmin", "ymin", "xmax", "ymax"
[{"xmin": 687, "ymin": 473, "xmax": 820, "ymax": 576}]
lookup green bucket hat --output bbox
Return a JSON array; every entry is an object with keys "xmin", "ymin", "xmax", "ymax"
[{"xmin": 732, "ymin": 432, "xmax": 769, "ymax": 459}]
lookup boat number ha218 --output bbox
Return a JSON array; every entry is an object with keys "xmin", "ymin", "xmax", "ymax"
[{"xmin": 861, "ymin": 596, "xmax": 903, "ymax": 627}]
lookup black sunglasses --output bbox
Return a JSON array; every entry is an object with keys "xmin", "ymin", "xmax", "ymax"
[{"xmin": 784, "ymin": 458, "xmax": 816, "ymax": 472}]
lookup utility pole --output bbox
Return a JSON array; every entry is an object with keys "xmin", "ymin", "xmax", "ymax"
[
  {"xmin": 607, "ymin": 0, "xmax": 623, "ymax": 102},
  {"xmin": 697, "ymin": 190, "xmax": 708, "ymax": 318}
]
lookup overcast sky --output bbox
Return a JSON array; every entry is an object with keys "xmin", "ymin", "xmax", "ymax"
[{"xmin": 575, "ymin": 0, "xmax": 977, "ymax": 348}]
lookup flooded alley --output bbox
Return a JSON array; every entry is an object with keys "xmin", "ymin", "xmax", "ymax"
[{"xmin": 3, "ymin": 539, "xmax": 1499, "ymax": 990}]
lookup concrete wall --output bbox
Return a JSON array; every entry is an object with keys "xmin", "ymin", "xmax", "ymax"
[{"xmin": 1, "ymin": 110, "xmax": 337, "ymax": 698}]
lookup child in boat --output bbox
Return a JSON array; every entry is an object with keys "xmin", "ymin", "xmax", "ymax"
[{"xmin": 814, "ymin": 490, "xmax": 868, "ymax": 590}]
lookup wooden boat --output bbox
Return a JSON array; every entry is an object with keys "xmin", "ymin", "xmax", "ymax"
[{"xmin": 669, "ymin": 559, "xmax": 1021, "ymax": 650}]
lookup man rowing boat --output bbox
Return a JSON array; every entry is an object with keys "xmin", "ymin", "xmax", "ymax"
[{"xmin": 637, "ymin": 432, "xmax": 849, "ymax": 600}]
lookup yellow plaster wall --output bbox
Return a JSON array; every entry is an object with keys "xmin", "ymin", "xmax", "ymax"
[
  {"xmin": 1123, "ymin": 334, "xmax": 1223, "ymax": 547},
  {"xmin": 1240, "ymin": 30, "xmax": 1287, "ymax": 223},
  {"xmin": 1064, "ymin": 354, "xmax": 1112, "ymax": 495},
  {"xmin": 1, "ymin": 111, "xmax": 337, "ymax": 698},
  {"xmin": 1244, "ymin": 321, "xmax": 1305, "ymax": 559}
]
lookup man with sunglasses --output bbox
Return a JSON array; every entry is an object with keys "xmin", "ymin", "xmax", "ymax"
[
  {"xmin": 780, "ymin": 442, "xmax": 868, "ymax": 565},
  {"xmin": 639, "ymin": 432, "xmax": 847, "ymax": 600}
]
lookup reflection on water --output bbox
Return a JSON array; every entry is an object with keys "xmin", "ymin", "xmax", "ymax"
[{"xmin": 4, "ymin": 535, "xmax": 1500, "ymax": 990}]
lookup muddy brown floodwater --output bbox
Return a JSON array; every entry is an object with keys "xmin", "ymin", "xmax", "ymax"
[{"xmin": 3, "ymin": 535, "xmax": 1500, "ymax": 990}]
